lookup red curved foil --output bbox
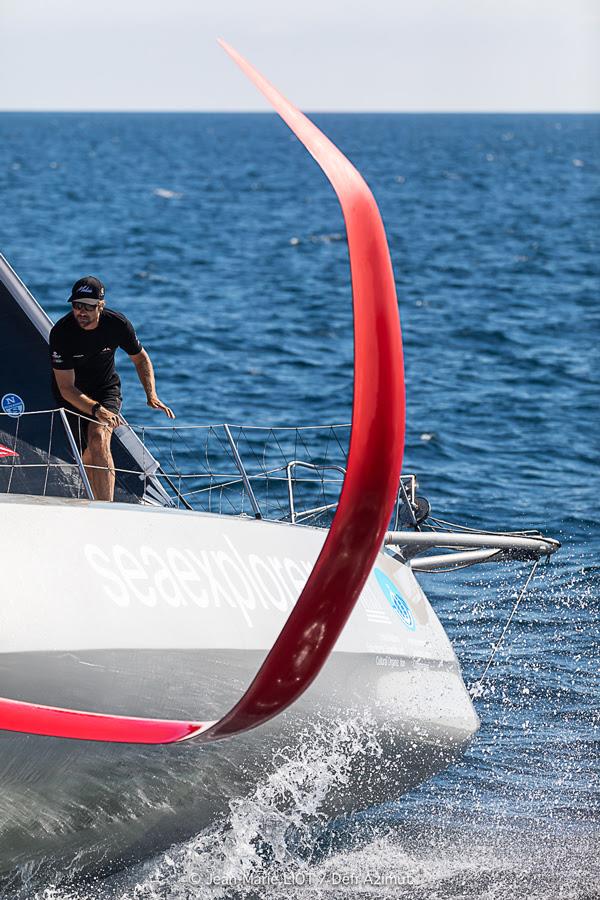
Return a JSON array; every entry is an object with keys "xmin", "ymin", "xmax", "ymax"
[
  {"xmin": 199, "ymin": 42, "xmax": 405, "ymax": 739},
  {"xmin": 0, "ymin": 43, "xmax": 404, "ymax": 744},
  {"xmin": 0, "ymin": 696, "xmax": 206, "ymax": 743}
]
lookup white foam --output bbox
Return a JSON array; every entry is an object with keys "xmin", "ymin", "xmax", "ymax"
[{"xmin": 153, "ymin": 188, "xmax": 183, "ymax": 199}]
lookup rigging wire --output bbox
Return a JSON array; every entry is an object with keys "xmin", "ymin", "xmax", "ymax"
[{"xmin": 469, "ymin": 556, "xmax": 542, "ymax": 699}]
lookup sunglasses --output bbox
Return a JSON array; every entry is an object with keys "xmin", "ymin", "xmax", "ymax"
[{"xmin": 72, "ymin": 301, "xmax": 98, "ymax": 312}]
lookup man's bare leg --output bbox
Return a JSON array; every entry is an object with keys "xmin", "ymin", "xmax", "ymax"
[{"xmin": 83, "ymin": 422, "xmax": 116, "ymax": 501}]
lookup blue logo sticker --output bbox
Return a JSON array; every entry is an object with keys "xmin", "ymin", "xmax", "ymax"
[
  {"xmin": 1, "ymin": 393, "xmax": 25, "ymax": 418},
  {"xmin": 374, "ymin": 568, "xmax": 416, "ymax": 631}
]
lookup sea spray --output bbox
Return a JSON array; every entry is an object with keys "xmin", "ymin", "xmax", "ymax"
[
  {"xmin": 115, "ymin": 716, "xmax": 383, "ymax": 899},
  {"xmin": 30, "ymin": 716, "xmax": 383, "ymax": 900}
]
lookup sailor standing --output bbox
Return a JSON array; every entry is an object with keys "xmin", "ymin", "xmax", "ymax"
[{"xmin": 49, "ymin": 276, "xmax": 174, "ymax": 502}]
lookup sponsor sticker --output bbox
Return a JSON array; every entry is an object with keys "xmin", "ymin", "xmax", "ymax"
[
  {"xmin": 374, "ymin": 568, "xmax": 416, "ymax": 631},
  {"xmin": 0, "ymin": 443, "xmax": 19, "ymax": 458},
  {"xmin": 1, "ymin": 393, "xmax": 25, "ymax": 417}
]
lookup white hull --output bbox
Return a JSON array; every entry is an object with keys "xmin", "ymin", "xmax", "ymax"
[{"xmin": 0, "ymin": 494, "xmax": 478, "ymax": 886}]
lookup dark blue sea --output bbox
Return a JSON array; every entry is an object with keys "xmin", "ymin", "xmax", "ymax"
[{"xmin": 0, "ymin": 112, "xmax": 598, "ymax": 898}]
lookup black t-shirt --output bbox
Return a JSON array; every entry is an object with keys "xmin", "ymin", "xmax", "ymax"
[{"xmin": 50, "ymin": 308, "xmax": 142, "ymax": 397}]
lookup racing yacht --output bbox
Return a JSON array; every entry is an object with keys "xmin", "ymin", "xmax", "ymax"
[{"xmin": 0, "ymin": 43, "xmax": 558, "ymax": 890}]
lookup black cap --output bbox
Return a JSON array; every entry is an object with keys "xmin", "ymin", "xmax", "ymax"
[{"xmin": 68, "ymin": 276, "xmax": 105, "ymax": 305}]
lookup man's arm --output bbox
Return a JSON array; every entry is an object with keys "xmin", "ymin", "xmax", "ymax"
[
  {"xmin": 53, "ymin": 369, "xmax": 119, "ymax": 428},
  {"xmin": 129, "ymin": 349, "xmax": 175, "ymax": 419}
]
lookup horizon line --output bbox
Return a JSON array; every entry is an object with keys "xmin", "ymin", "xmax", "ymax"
[{"xmin": 0, "ymin": 108, "xmax": 598, "ymax": 115}]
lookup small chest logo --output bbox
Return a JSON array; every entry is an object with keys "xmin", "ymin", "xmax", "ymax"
[
  {"xmin": 374, "ymin": 569, "xmax": 416, "ymax": 631},
  {"xmin": 1, "ymin": 393, "xmax": 25, "ymax": 417}
]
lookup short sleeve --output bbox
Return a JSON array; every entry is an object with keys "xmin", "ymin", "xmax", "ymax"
[
  {"xmin": 49, "ymin": 327, "xmax": 74, "ymax": 370},
  {"xmin": 119, "ymin": 317, "xmax": 143, "ymax": 356}
]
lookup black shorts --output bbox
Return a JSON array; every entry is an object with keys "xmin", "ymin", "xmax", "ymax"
[{"xmin": 60, "ymin": 388, "xmax": 122, "ymax": 451}]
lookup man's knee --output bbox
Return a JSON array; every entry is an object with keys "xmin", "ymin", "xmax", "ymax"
[{"xmin": 87, "ymin": 426, "xmax": 112, "ymax": 459}]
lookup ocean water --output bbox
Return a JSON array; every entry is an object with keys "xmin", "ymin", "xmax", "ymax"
[{"xmin": 0, "ymin": 112, "xmax": 599, "ymax": 898}]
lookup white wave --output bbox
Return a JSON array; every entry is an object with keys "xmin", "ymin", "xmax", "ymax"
[
  {"xmin": 153, "ymin": 188, "xmax": 183, "ymax": 199},
  {"xmin": 43, "ymin": 717, "xmax": 381, "ymax": 900}
]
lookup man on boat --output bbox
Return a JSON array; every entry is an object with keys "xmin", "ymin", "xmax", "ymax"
[{"xmin": 50, "ymin": 276, "xmax": 174, "ymax": 502}]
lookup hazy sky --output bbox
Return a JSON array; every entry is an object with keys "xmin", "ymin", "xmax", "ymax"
[{"xmin": 0, "ymin": 0, "xmax": 598, "ymax": 111}]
